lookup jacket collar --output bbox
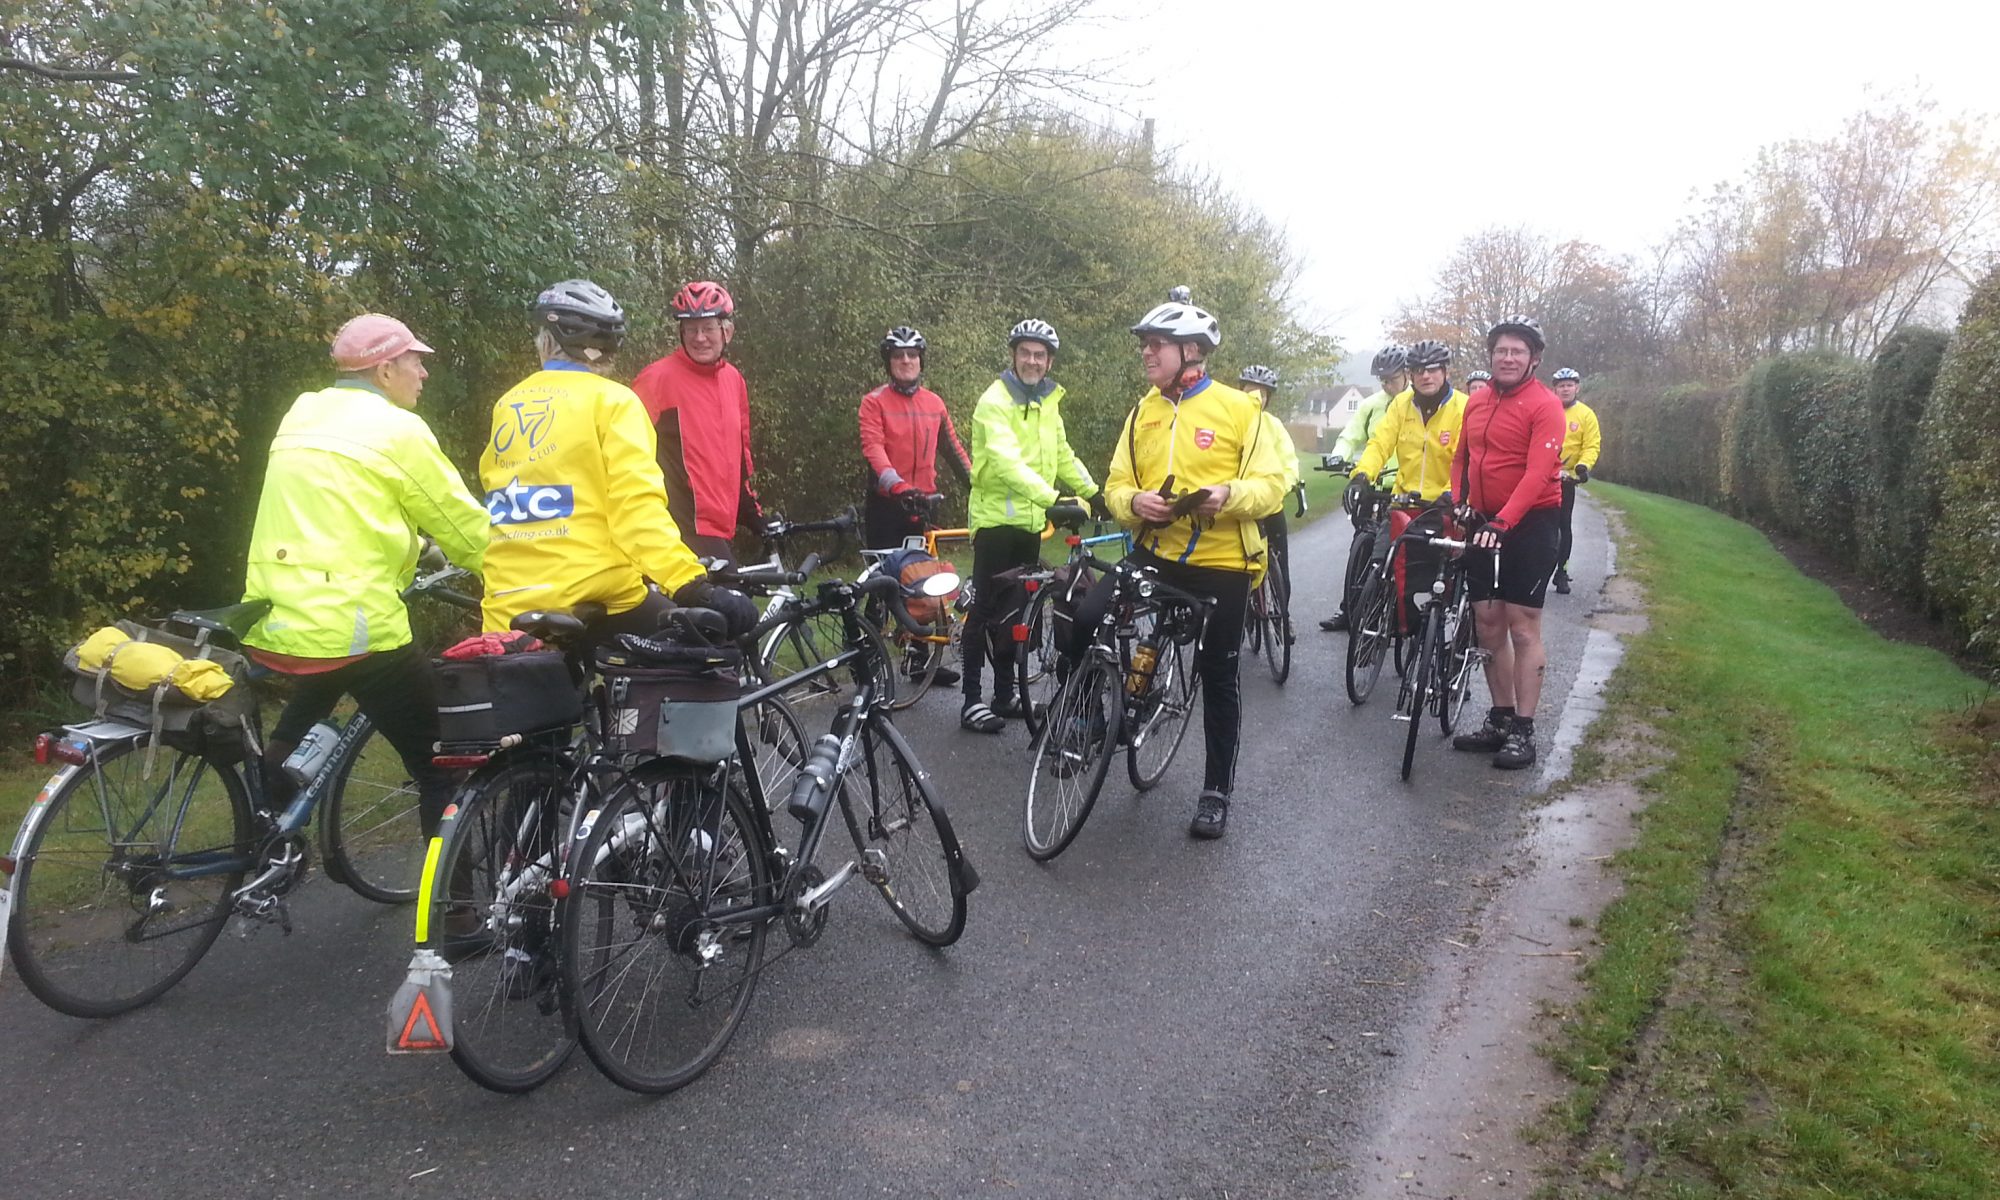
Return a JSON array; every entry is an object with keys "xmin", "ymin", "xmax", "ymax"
[
  {"xmin": 673, "ymin": 346, "xmax": 726, "ymax": 377},
  {"xmin": 1001, "ymin": 370, "xmax": 1056, "ymax": 405},
  {"xmin": 332, "ymin": 378, "xmax": 390, "ymax": 399}
]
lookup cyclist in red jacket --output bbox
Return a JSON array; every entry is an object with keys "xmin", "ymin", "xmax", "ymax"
[
  {"xmin": 632, "ymin": 280, "xmax": 764, "ymax": 563},
  {"xmin": 859, "ymin": 325, "xmax": 972, "ymax": 549},
  {"xmin": 1450, "ymin": 315, "xmax": 1566, "ymax": 770}
]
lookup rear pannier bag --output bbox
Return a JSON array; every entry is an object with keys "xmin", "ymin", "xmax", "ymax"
[
  {"xmin": 433, "ymin": 651, "xmax": 580, "ymax": 745},
  {"xmin": 594, "ymin": 644, "xmax": 743, "ymax": 764},
  {"xmin": 65, "ymin": 621, "xmax": 255, "ymax": 766}
]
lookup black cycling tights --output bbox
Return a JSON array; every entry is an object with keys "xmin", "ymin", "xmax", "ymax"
[
  {"xmin": 1123, "ymin": 550, "xmax": 1251, "ymax": 796},
  {"xmin": 265, "ymin": 645, "xmax": 450, "ymax": 838}
]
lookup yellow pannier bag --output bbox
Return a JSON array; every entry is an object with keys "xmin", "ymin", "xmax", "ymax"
[{"xmin": 73, "ymin": 626, "xmax": 235, "ymax": 703}]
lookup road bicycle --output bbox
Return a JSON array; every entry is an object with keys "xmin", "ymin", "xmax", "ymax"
[
  {"xmin": 1009, "ymin": 507, "xmax": 1128, "ymax": 740},
  {"xmin": 555, "ymin": 569, "xmax": 977, "ymax": 1093},
  {"xmin": 1242, "ymin": 480, "xmax": 1307, "ymax": 685},
  {"xmin": 1021, "ymin": 551, "xmax": 1211, "ymax": 861},
  {"xmin": 4, "ymin": 567, "xmax": 479, "ymax": 1018},
  {"xmin": 1344, "ymin": 487, "xmax": 1438, "ymax": 706},
  {"xmin": 1389, "ymin": 497, "xmax": 1496, "ymax": 780}
]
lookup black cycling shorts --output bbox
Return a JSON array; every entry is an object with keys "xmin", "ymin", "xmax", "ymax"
[{"xmin": 1465, "ymin": 506, "xmax": 1561, "ymax": 609}]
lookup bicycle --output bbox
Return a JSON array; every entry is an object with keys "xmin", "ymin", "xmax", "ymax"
[
  {"xmin": 555, "ymin": 570, "xmax": 978, "ymax": 1094},
  {"xmin": 1388, "ymin": 497, "xmax": 1496, "ymax": 781},
  {"xmin": 750, "ymin": 508, "xmax": 894, "ymax": 709},
  {"xmin": 1021, "ymin": 551, "xmax": 1211, "ymax": 861},
  {"xmin": 1010, "ymin": 506, "xmax": 1128, "ymax": 740},
  {"xmin": 1243, "ymin": 481, "xmax": 1306, "ymax": 685},
  {"xmin": 417, "ymin": 581, "xmax": 812, "ymax": 1093},
  {"xmin": 4, "ymin": 567, "xmax": 480, "ymax": 1019},
  {"xmin": 1343, "ymin": 484, "xmax": 1444, "ymax": 705}
]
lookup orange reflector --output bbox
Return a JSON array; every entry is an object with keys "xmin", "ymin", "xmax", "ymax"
[
  {"xmin": 432, "ymin": 755, "xmax": 489, "ymax": 769},
  {"xmin": 1012, "ymin": 624, "xmax": 1030, "ymax": 643},
  {"xmin": 1023, "ymin": 579, "xmax": 1041, "ymax": 593},
  {"xmin": 1066, "ymin": 535, "xmax": 1081, "ymax": 547},
  {"xmin": 397, "ymin": 991, "xmax": 447, "ymax": 1051},
  {"xmin": 550, "ymin": 878, "xmax": 571, "ymax": 900},
  {"xmin": 0, "ymin": 855, "xmax": 16, "ymax": 876}
]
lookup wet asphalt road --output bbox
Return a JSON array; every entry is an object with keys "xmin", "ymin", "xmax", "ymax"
[{"xmin": 1, "ymin": 497, "xmax": 1611, "ymax": 1200}]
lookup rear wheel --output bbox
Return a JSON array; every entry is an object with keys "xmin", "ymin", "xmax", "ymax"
[
  {"xmin": 1438, "ymin": 598, "xmax": 1479, "ymax": 736},
  {"xmin": 1402, "ymin": 609, "xmax": 1442, "ymax": 782},
  {"xmin": 1023, "ymin": 658, "xmax": 1122, "ymax": 861},
  {"xmin": 1260, "ymin": 566, "xmax": 1293, "ymax": 685},
  {"xmin": 8, "ymin": 743, "xmax": 251, "ymax": 1017},
  {"xmin": 1014, "ymin": 588, "xmax": 1062, "ymax": 741},
  {"xmin": 434, "ymin": 752, "xmax": 576, "ymax": 1093},
  {"xmin": 1344, "ymin": 568, "xmax": 1392, "ymax": 705},
  {"xmin": 321, "ymin": 716, "xmax": 424, "ymax": 904},
  {"xmin": 757, "ymin": 603, "xmax": 851, "ymax": 708},
  {"xmin": 564, "ymin": 766, "xmax": 769, "ymax": 1095},
  {"xmin": 1127, "ymin": 628, "xmax": 1198, "ymax": 792},
  {"xmin": 839, "ymin": 720, "xmax": 970, "ymax": 946}
]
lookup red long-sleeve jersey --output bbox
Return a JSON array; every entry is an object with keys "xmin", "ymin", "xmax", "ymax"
[
  {"xmin": 858, "ymin": 384, "xmax": 971, "ymax": 496},
  {"xmin": 632, "ymin": 348, "xmax": 760, "ymax": 541},
  {"xmin": 1452, "ymin": 376, "xmax": 1564, "ymax": 529}
]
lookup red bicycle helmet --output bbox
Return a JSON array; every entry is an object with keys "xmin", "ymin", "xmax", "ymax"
[{"xmin": 671, "ymin": 280, "xmax": 735, "ymax": 321}]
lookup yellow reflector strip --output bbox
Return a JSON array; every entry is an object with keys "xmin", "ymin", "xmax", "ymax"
[{"xmin": 414, "ymin": 835, "xmax": 446, "ymax": 945}]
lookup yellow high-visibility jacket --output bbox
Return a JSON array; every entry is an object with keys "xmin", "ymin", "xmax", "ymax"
[
  {"xmin": 479, "ymin": 365, "xmax": 706, "ymax": 632},
  {"xmin": 1105, "ymin": 377, "xmax": 1291, "ymax": 573},
  {"xmin": 1354, "ymin": 388, "xmax": 1468, "ymax": 502},
  {"xmin": 243, "ymin": 382, "xmax": 488, "ymax": 658},
  {"xmin": 1560, "ymin": 400, "xmax": 1602, "ymax": 471},
  {"xmin": 1257, "ymin": 410, "xmax": 1302, "ymax": 502}
]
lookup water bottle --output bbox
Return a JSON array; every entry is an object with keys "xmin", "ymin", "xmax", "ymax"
[
  {"xmin": 786, "ymin": 733, "xmax": 843, "ymax": 823},
  {"xmin": 281, "ymin": 722, "xmax": 340, "ymax": 788},
  {"xmin": 1127, "ymin": 636, "xmax": 1161, "ymax": 697}
]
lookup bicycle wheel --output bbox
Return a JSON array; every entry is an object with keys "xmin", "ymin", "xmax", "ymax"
[
  {"xmin": 1015, "ymin": 588, "xmax": 1062, "ymax": 740},
  {"xmin": 757, "ymin": 605, "xmax": 848, "ymax": 706},
  {"xmin": 1127, "ymin": 629, "xmax": 1198, "ymax": 792},
  {"xmin": 1261, "ymin": 566, "xmax": 1293, "ymax": 685},
  {"xmin": 564, "ymin": 765, "xmax": 770, "ymax": 1095},
  {"xmin": 7, "ymin": 742, "xmax": 252, "ymax": 1017},
  {"xmin": 320, "ymin": 715, "xmax": 424, "ymax": 904},
  {"xmin": 839, "ymin": 719, "xmax": 971, "ymax": 946},
  {"xmin": 1438, "ymin": 600, "xmax": 1479, "ymax": 736},
  {"xmin": 1243, "ymin": 580, "xmax": 1266, "ymax": 655},
  {"xmin": 434, "ymin": 752, "xmax": 575, "ymax": 1092},
  {"xmin": 1344, "ymin": 568, "xmax": 1393, "ymax": 705},
  {"xmin": 888, "ymin": 605, "xmax": 952, "ymax": 712},
  {"xmin": 742, "ymin": 694, "xmax": 808, "ymax": 816},
  {"xmin": 1402, "ymin": 609, "xmax": 1442, "ymax": 782},
  {"xmin": 1023, "ymin": 658, "xmax": 1123, "ymax": 861}
]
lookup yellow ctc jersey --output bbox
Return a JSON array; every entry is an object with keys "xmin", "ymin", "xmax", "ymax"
[
  {"xmin": 1105, "ymin": 377, "xmax": 1291, "ymax": 573},
  {"xmin": 1354, "ymin": 387, "xmax": 1468, "ymax": 502},
  {"xmin": 479, "ymin": 365, "xmax": 706, "ymax": 632},
  {"xmin": 1560, "ymin": 400, "xmax": 1602, "ymax": 471}
]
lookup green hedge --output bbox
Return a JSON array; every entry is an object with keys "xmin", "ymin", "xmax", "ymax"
[
  {"xmin": 1596, "ymin": 379, "xmax": 1728, "ymax": 507},
  {"xmin": 1857, "ymin": 326, "xmax": 1950, "ymax": 591},
  {"xmin": 1917, "ymin": 269, "xmax": 2000, "ymax": 657},
  {"xmin": 1724, "ymin": 353, "xmax": 1868, "ymax": 554}
]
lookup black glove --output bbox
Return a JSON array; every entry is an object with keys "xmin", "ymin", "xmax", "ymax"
[
  {"xmin": 1087, "ymin": 492, "xmax": 1114, "ymax": 522},
  {"xmin": 1343, "ymin": 474, "xmax": 1371, "ymax": 513},
  {"xmin": 1574, "ymin": 463, "xmax": 1591, "ymax": 484},
  {"xmin": 899, "ymin": 489, "xmax": 930, "ymax": 515},
  {"xmin": 416, "ymin": 537, "xmax": 448, "ymax": 574},
  {"xmin": 672, "ymin": 580, "xmax": 758, "ymax": 640}
]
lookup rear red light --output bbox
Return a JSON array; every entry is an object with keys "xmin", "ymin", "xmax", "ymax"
[
  {"xmin": 33, "ymin": 733, "xmax": 52, "ymax": 765},
  {"xmin": 1023, "ymin": 579, "xmax": 1041, "ymax": 593},
  {"xmin": 1066, "ymin": 535, "xmax": 1081, "ymax": 547},
  {"xmin": 1011, "ymin": 624, "xmax": 1030, "ymax": 643},
  {"xmin": 51, "ymin": 740, "xmax": 89, "ymax": 766},
  {"xmin": 441, "ymin": 803, "xmax": 459, "ymax": 821},
  {"xmin": 550, "ymin": 879, "xmax": 571, "ymax": 900},
  {"xmin": 432, "ymin": 755, "xmax": 490, "ymax": 769},
  {"xmin": 0, "ymin": 856, "xmax": 16, "ymax": 877}
]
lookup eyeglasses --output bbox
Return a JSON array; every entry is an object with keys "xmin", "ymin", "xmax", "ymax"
[
  {"xmin": 1138, "ymin": 336, "xmax": 1176, "ymax": 353},
  {"xmin": 887, "ymin": 349, "xmax": 922, "ymax": 361}
]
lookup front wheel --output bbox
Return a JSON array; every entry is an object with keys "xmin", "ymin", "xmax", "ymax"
[
  {"xmin": 563, "ymin": 766, "xmax": 770, "ymax": 1095},
  {"xmin": 1402, "ymin": 608, "xmax": 1442, "ymax": 782},
  {"xmin": 1023, "ymin": 658, "xmax": 1123, "ymax": 861},
  {"xmin": 839, "ymin": 719, "xmax": 971, "ymax": 946},
  {"xmin": 1260, "ymin": 567, "xmax": 1293, "ymax": 685},
  {"xmin": 1344, "ymin": 568, "xmax": 1392, "ymax": 705},
  {"xmin": 433, "ymin": 752, "xmax": 576, "ymax": 1093},
  {"xmin": 1127, "ymin": 631, "xmax": 1198, "ymax": 792},
  {"xmin": 321, "ymin": 715, "xmax": 425, "ymax": 904},
  {"xmin": 1438, "ymin": 599, "xmax": 1479, "ymax": 736},
  {"xmin": 887, "ymin": 605, "xmax": 954, "ymax": 712},
  {"xmin": 7, "ymin": 743, "xmax": 251, "ymax": 1017}
]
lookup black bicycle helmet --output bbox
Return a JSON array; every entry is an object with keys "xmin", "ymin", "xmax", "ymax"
[
  {"xmin": 881, "ymin": 325, "xmax": 926, "ymax": 361},
  {"xmin": 1485, "ymin": 315, "xmax": 1546, "ymax": 354},
  {"xmin": 1370, "ymin": 343, "xmax": 1409, "ymax": 377},
  {"xmin": 532, "ymin": 279, "xmax": 626, "ymax": 361},
  {"xmin": 1238, "ymin": 364, "xmax": 1279, "ymax": 390},
  {"xmin": 1406, "ymin": 339, "xmax": 1451, "ymax": 369}
]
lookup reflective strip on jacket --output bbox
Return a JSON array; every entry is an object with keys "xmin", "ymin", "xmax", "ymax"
[
  {"xmin": 1104, "ymin": 378, "xmax": 1291, "ymax": 574},
  {"xmin": 967, "ymin": 374, "xmax": 1097, "ymax": 534},
  {"xmin": 1354, "ymin": 388, "xmax": 1468, "ymax": 502},
  {"xmin": 479, "ymin": 366, "xmax": 706, "ymax": 632},
  {"xmin": 1561, "ymin": 400, "xmax": 1602, "ymax": 471},
  {"xmin": 243, "ymin": 383, "xmax": 489, "ymax": 658}
]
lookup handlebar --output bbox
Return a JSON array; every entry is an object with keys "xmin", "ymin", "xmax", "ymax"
[
  {"xmin": 405, "ymin": 564, "xmax": 481, "ymax": 611},
  {"xmin": 767, "ymin": 507, "xmax": 858, "ymax": 538},
  {"xmin": 858, "ymin": 573, "xmax": 935, "ymax": 638}
]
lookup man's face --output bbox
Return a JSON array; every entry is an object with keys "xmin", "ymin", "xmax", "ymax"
[
  {"xmin": 1380, "ymin": 368, "xmax": 1409, "ymax": 395},
  {"xmin": 680, "ymin": 317, "xmax": 733, "ymax": 365},
  {"xmin": 377, "ymin": 351, "xmax": 429, "ymax": 409},
  {"xmin": 1412, "ymin": 364, "xmax": 1447, "ymax": 399},
  {"xmin": 1138, "ymin": 335, "xmax": 1186, "ymax": 391},
  {"xmin": 1490, "ymin": 336, "xmax": 1536, "ymax": 388},
  {"xmin": 888, "ymin": 348, "xmax": 923, "ymax": 385},
  {"xmin": 1243, "ymin": 383, "xmax": 1271, "ymax": 406},
  {"xmin": 1013, "ymin": 340, "xmax": 1051, "ymax": 386},
  {"xmin": 1554, "ymin": 379, "xmax": 1580, "ymax": 403}
]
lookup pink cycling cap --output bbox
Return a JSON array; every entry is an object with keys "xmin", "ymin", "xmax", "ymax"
[{"xmin": 331, "ymin": 313, "xmax": 435, "ymax": 370}]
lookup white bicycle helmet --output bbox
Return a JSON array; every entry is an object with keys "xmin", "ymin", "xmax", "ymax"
[
  {"xmin": 1009, "ymin": 318, "xmax": 1059, "ymax": 352},
  {"xmin": 1130, "ymin": 300, "xmax": 1222, "ymax": 352}
]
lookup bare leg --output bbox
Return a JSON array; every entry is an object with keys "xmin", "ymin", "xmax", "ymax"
[
  {"xmin": 1474, "ymin": 599, "xmax": 1512, "ymax": 708},
  {"xmin": 1506, "ymin": 603, "xmax": 1547, "ymax": 717}
]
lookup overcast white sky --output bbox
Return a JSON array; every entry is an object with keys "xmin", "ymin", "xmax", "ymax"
[{"xmin": 1066, "ymin": 0, "xmax": 2000, "ymax": 365}]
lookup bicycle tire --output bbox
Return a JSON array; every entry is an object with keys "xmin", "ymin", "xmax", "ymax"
[
  {"xmin": 1402, "ymin": 608, "xmax": 1441, "ymax": 782},
  {"xmin": 1014, "ymin": 588, "xmax": 1061, "ymax": 741},
  {"xmin": 1344, "ymin": 568, "xmax": 1392, "ymax": 705},
  {"xmin": 434, "ymin": 751, "xmax": 576, "ymax": 1093},
  {"xmin": 1023, "ymin": 658, "xmax": 1123, "ymax": 861},
  {"xmin": 7, "ymin": 742, "xmax": 251, "ymax": 1017},
  {"xmin": 320, "ymin": 715, "xmax": 425, "ymax": 904},
  {"xmin": 756, "ymin": 605, "xmax": 848, "ymax": 707},
  {"xmin": 742, "ymin": 694, "xmax": 809, "ymax": 816},
  {"xmin": 1438, "ymin": 599, "xmax": 1478, "ymax": 736},
  {"xmin": 839, "ymin": 719, "xmax": 971, "ymax": 946},
  {"xmin": 563, "ymin": 765, "xmax": 770, "ymax": 1095},
  {"xmin": 1127, "ymin": 631, "xmax": 1197, "ymax": 792},
  {"xmin": 887, "ymin": 605, "xmax": 951, "ymax": 712},
  {"xmin": 1261, "ymin": 566, "xmax": 1293, "ymax": 685}
]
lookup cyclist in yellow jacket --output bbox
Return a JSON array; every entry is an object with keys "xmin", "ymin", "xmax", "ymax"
[
  {"xmin": 1237, "ymin": 364, "xmax": 1301, "ymax": 606},
  {"xmin": 1549, "ymin": 367, "xmax": 1600, "ymax": 595},
  {"xmin": 1105, "ymin": 291, "xmax": 1290, "ymax": 839},
  {"xmin": 1349, "ymin": 339, "xmax": 1468, "ymax": 503},
  {"xmin": 242, "ymin": 313, "xmax": 489, "ymax": 835},
  {"xmin": 480, "ymin": 280, "xmax": 755, "ymax": 642}
]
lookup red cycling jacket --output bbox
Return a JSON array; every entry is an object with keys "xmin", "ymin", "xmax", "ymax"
[
  {"xmin": 858, "ymin": 384, "xmax": 972, "ymax": 496},
  {"xmin": 632, "ymin": 348, "xmax": 761, "ymax": 541},
  {"xmin": 1452, "ymin": 375, "xmax": 1564, "ymax": 529}
]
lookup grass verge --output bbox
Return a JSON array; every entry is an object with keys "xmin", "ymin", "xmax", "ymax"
[{"xmin": 1543, "ymin": 483, "xmax": 2000, "ymax": 1198}]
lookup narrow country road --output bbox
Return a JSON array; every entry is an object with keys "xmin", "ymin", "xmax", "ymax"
[{"xmin": 1, "ymin": 496, "xmax": 1614, "ymax": 1199}]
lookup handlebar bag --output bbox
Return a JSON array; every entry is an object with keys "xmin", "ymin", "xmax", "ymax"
[{"xmin": 882, "ymin": 546, "xmax": 961, "ymax": 626}]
